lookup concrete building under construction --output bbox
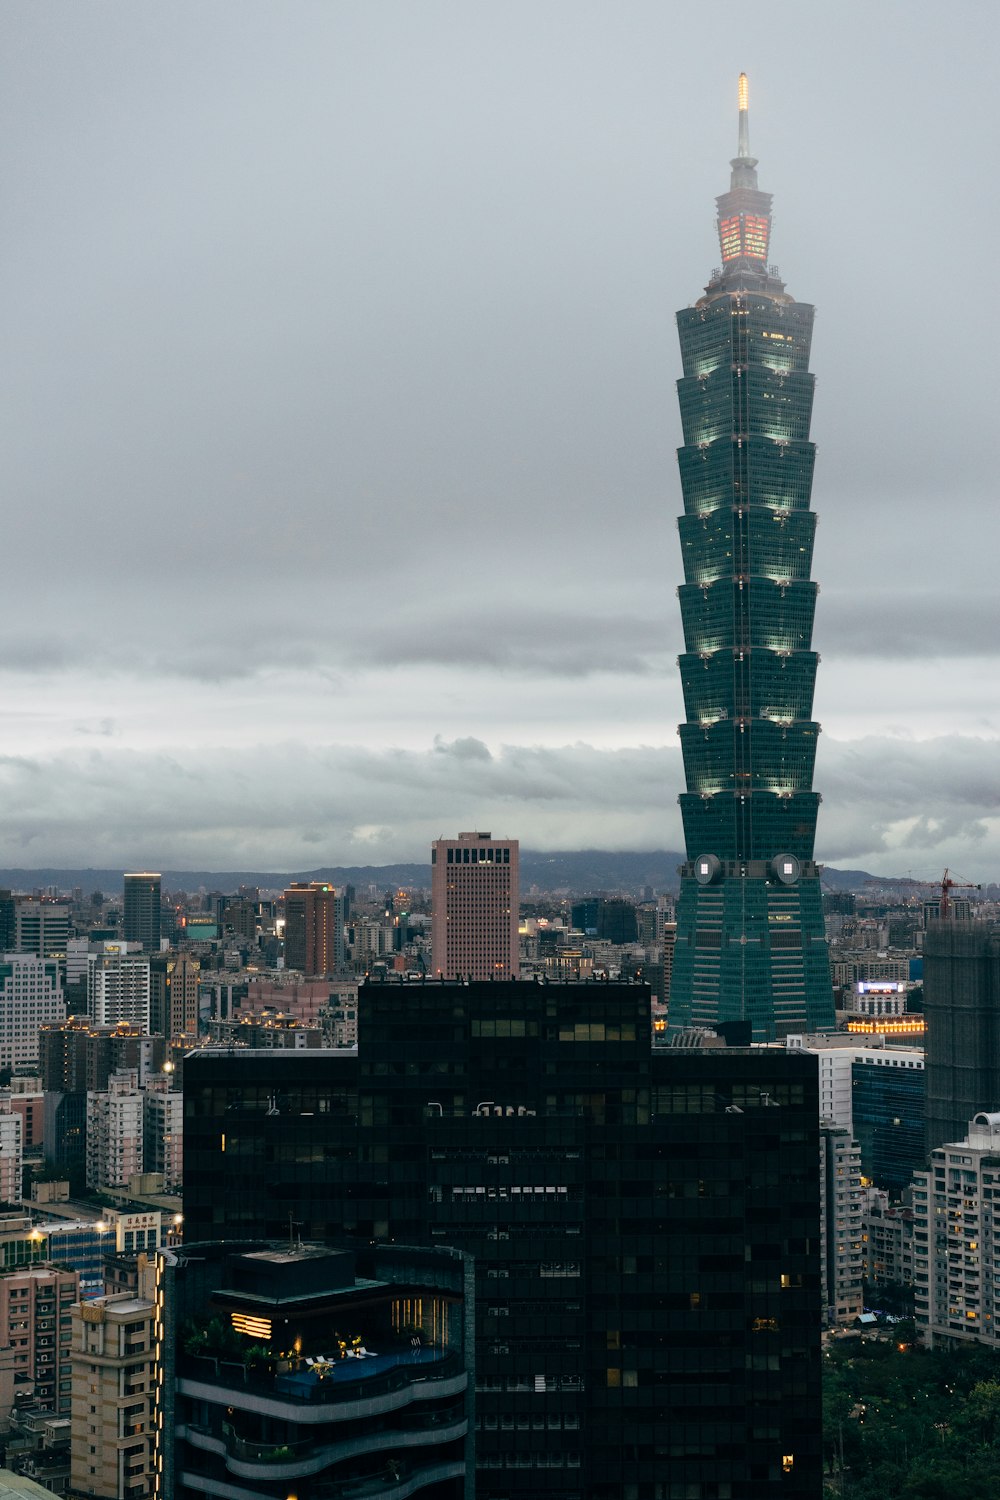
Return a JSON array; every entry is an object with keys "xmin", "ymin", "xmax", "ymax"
[{"xmin": 923, "ymin": 920, "xmax": 1000, "ymax": 1153}]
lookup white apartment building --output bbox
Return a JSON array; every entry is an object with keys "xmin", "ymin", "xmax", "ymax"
[
  {"xmin": 88, "ymin": 948, "xmax": 151, "ymax": 1029},
  {"xmin": 0, "ymin": 955, "xmax": 65, "ymax": 1070},
  {"xmin": 0, "ymin": 1092, "xmax": 23, "ymax": 1206},
  {"xmin": 142, "ymin": 1079, "xmax": 182, "ymax": 1192},
  {"xmin": 86, "ymin": 1072, "xmax": 143, "ymax": 1191},
  {"xmin": 864, "ymin": 1187, "xmax": 915, "ymax": 1288},
  {"xmin": 913, "ymin": 1112, "xmax": 1000, "ymax": 1349},
  {"xmin": 820, "ymin": 1123, "xmax": 864, "ymax": 1325},
  {"xmin": 0, "ymin": 1095, "xmax": 23, "ymax": 1206}
]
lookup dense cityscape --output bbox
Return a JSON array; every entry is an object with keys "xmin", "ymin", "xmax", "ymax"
[
  {"xmin": 0, "ymin": 851, "xmax": 997, "ymax": 1498},
  {"xmin": 4, "ymin": 9, "xmax": 1000, "ymax": 1500}
]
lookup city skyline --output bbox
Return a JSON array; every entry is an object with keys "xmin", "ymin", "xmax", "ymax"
[{"xmin": 3, "ymin": 3, "xmax": 999, "ymax": 878}]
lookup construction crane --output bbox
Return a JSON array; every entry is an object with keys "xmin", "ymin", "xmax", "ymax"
[
  {"xmin": 936, "ymin": 868, "xmax": 982, "ymax": 919},
  {"xmin": 862, "ymin": 869, "xmax": 983, "ymax": 918}
]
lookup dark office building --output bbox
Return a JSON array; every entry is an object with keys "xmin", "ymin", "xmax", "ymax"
[
  {"xmin": 156, "ymin": 1240, "xmax": 473, "ymax": 1500},
  {"xmin": 570, "ymin": 900, "xmax": 599, "ymax": 936},
  {"xmin": 570, "ymin": 899, "xmax": 638, "ymax": 944},
  {"xmin": 923, "ymin": 920, "xmax": 1000, "ymax": 1153},
  {"xmin": 668, "ymin": 74, "xmax": 834, "ymax": 1042},
  {"xmin": 596, "ymin": 898, "xmax": 638, "ymax": 945},
  {"xmin": 185, "ymin": 977, "xmax": 823, "ymax": 1499},
  {"xmin": 851, "ymin": 1055, "xmax": 926, "ymax": 1192},
  {"xmin": 123, "ymin": 871, "xmax": 162, "ymax": 950},
  {"xmin": 0, "ymin": 891, "xmax": 15, "ymax": 953}
]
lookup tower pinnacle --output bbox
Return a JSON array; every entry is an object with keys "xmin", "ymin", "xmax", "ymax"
[{"xmin": 737, "ymin": 72, "xmax": 750, "ymax": 160}]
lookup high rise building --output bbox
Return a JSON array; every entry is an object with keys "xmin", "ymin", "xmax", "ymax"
[
  {"xmin": 183, "ymin": 980, "xmax": 823, "ymax": 1497},
  {"xmin": 86, "ymin": 1071, "xmax": 143, "ymax": 1192},
  {"xmin": 819, "ymin": 1123, "xmax": 864, "ymax": 1326},
  {"xmin": 14, "ymin": 901, "xmax": 70, "ymax": 962},
  {"xmin": 89, "ymin": 947, "xmax": 151, "ymax": 1029},
  {"xmin": 0, "ymin": 891, "xmax": 16, "ymax": 953},
  {"xmin": 0, "ymin": 956, "xmax": 65, "ymax": 1071},
  {"xmin": 913, "ymin": 1112, "xmax": 1000, "ymax": 1349},
  {"xmin": 0, "ymin": 1094, "xmax": 23, "ymax": 1206},
  {"xmin": 851, "ymin": 1050, "xmax": 926, "ymax": 1190},
  {"xmin": 123, "ymin": 873, "xmax": 162, "ymax": 952},
  {"xmin": 149, "ymin": 953, "xmax": 200, "ymax": 1040},
  {"xmin": 142, "ymin": 1076, "xmax": 183, "ymax": 1191},
  {"xmin": 70, "ymin": 1269, "xmax": 157, "ymax": 1500},
  {"xmin": 282, "ymin": 881, "xmax": 344, "ymax": 976},
  {"xmin": 0, "ymin": 1264, "xmax": 79, "ymax": 1422},
  {"xmin": 669, "ymin": 75, "xmax": 834, "ymax": 1041},
  {"xmin": 922, "ymin": 919, "xmax": 1000, "ymax": 1153},
  {"xmin": 431, "ymin": 832, "xmax": 519, "ymax": 980}
]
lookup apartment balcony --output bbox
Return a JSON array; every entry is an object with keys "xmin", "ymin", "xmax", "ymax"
[
  {"xmin": 179, "ymin": 1458, "xmax": 466, "ymax": 1500},
  {"xmin": 178, "ymin": 1348, "xmax": 467, "ymax": 1427},
  {"xmin": 180, "ymin": 1407, "xmax": 467, "ymax": 1481}
]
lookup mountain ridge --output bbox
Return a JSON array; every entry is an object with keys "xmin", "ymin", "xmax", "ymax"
[{"xmin": 0, "ymin": 854, "xmax": 889, "ymax": 896}]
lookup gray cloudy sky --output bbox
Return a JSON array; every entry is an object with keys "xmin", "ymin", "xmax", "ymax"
[{"xmin": 2, "ymin": 1, "xmax": 998, "ymax": 879}]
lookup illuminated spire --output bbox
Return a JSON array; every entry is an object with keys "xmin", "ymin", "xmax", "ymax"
[
  {"xmin": 737, "ymin": 72, "xmax": 750, "ymax": 159},
  {"xmin": 714, "ymin": 71, "xmax": 774, "ymax": 283},
  {"xmin": 730, "ymin": 71, "xmax": 758, "ymax": 187}
]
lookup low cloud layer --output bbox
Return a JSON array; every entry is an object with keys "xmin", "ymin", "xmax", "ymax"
[{"xmin": 0, "ymin": 731, "xmax": 996, "ymax": 883}]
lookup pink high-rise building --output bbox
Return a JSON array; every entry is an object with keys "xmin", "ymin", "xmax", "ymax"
[{"xmin": 431, "ymin": 832, "xmax": 519, "ymax": 980}]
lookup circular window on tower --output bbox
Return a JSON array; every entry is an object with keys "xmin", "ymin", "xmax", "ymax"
[
  {"xmin": 771, "ymin": 854, "xmax": 800, "ymax": 885},
  {"xmin": 694, "ymin": 854, "xmax": 722, "ymax": 886}
]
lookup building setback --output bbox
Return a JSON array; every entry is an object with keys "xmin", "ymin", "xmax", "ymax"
[
  {"xmin": 669, "ymin": 75, "xmax": 834, "ymax": 1041},
  {"xmin": 184, "ymin": 977, "xmax": 822, "ymax": 1498}
]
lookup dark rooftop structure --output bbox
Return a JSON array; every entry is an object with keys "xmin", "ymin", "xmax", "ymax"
[{"xmin": 184, "ymin": 976, "xmax": 823, "ymax": 1497}]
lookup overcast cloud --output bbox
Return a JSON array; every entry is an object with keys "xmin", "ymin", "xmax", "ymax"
[{"xmin": 2, "ymin": 2, "xmax": 998, "ymax": 880}]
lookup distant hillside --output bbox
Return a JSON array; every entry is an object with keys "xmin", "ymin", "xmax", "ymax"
[{"xmin": 0, "ymin": 852, "xmax": 882, "ymax": 898}]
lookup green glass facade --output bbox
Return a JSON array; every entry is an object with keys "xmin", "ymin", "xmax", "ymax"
[{"xmin": 669, "ymin": 89, "xmax": 834, "ymax": 1041}]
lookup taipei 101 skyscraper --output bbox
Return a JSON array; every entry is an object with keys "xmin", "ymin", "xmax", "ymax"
[{"xmin": 668, "ymin": 76, "xmax": 835, "ymax": 1041}]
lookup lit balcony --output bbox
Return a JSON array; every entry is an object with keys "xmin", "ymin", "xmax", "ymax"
[{"xmin": 178, "ymin": 1347, "xmax": 467, "ymax": 1426}]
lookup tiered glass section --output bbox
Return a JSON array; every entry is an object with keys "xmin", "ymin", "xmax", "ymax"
[{"xmin": 669, "ymin": 77, "xmax": 834, "ymax": 1042}]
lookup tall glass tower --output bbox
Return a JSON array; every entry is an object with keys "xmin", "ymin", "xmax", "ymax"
[{"xmin": 669, "ymin": 76, "xmax": 834, "ymax": 1041}]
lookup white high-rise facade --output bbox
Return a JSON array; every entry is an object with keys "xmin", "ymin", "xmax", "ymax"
[
  {"xmin": 87, "ymin": 1071, "xmax": 144, "ymax": 1191},
  {"xmin": 0, "ymin": 954, "xmax": 65, "ymax": 1069},
  {"xmin": 0, "ymin": 1094, "xmax": 23, "ymax": 1205},
  {"xmin": 89, "ymin": 947, "xmax": 151, "ymax": 1029},
  {"xmin": 143, "ymin": 1077, "xmax": 183, "ymax": 1191},
  {"xmin": 913, "ymin": 1112, "xmax": 1000, "ymax": 1349}
]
